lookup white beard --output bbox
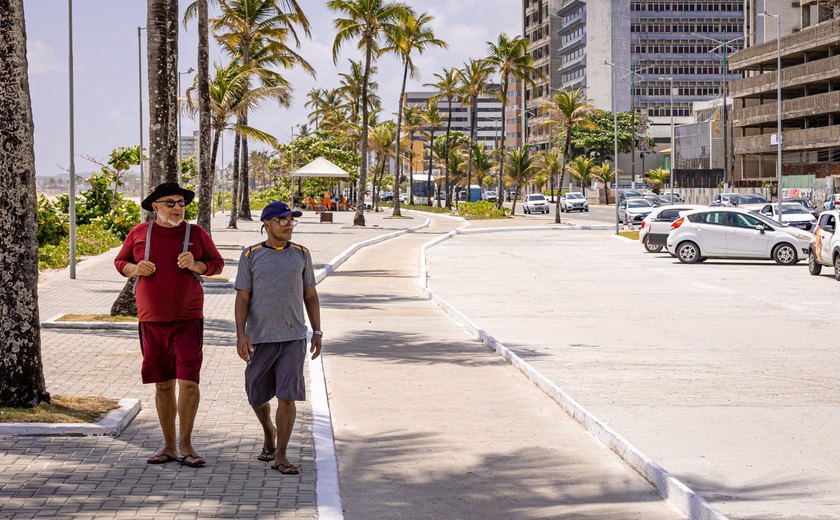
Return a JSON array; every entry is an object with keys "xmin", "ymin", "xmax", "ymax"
[{"xmin": 158, "ymin": 215, "xmax": 184, "ymax": 227}]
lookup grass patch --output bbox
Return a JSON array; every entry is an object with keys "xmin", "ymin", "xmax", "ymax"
[
  {"xmin": 58, "ymin": 314, "xmax": 137, "ymax": 323},
  {"xmin": 381, "ymin": 202, "xmax": 453, "ymax": 214},
  {"xmin": 457, "ymin": 201, "xmax": 509, "ymax": 220},
  {"xmin": 619, "ymin": 230, "xmax": 640, "ymax": 240},
  {"xmin": 203, "ymin": 275, "xmax": 230, "ymax": 282},
  {"xmin": 0, "ymin": 395, "xmax": 119, "ymax": 423}
]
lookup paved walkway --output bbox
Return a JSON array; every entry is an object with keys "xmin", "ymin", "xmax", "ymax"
[
  {"xmin": 0, "ymin": 209, "xmax": 419, "ymax": 520},
  {"xmin": 319, "ymin": 215, "xmax": 681, "ymax": 519}
]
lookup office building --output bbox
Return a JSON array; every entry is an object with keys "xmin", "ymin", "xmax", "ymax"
[{"xmin": 179, "ymin": 130, "xmax": 199, "ymax": 160}]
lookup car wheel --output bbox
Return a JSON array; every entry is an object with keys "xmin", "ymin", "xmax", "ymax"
[
  {"xmin": 676, "ymin": 241, "xmax": 701, "ymax": 264},
  {"xmin": 643, "ymin": 237, "xmax": 663, "ymax": 253},
  {"xmin": 584, "ymin": 208, "xmax": 589, "ymax": 212},
  {"xmin": 809, "ymin": 250, "xmax": 822, "ymax": 275},
  {"xmin": 772, "ymin": 243, "xmax": 797, "ymax": 265},
  {"xmin": 834, "ymin": 254, "xmax": 840, "ymax": 281}
]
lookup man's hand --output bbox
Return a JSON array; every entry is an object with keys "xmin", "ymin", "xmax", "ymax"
[
  {"xmin": 236, "ymin": 333, "xmax": 254, "ymax": 362},
  {"xmin": 135, "ymin": 260, "xmax": 156, "ymax": 277},
  {"xmin": 177, "ymin": 251, "xmax": 196, "ymax": 271},
  {"xmin": 310, "ymin": 335, "xmax": 322, "ymax": 360}
]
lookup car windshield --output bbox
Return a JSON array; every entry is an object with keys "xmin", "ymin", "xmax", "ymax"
[
  {"xmin": 748, "ymin": 211, "xmax": 788, "ymax": 227},
  {"xmin": 566, "ymin": 193, "xmax": 583, "ymax": 199},
  {"xmin": 627, "ymin": 200, "xmax": 652, "ymax": 208},
  {"xmin": 527, "ymin": 195, "xmax": 545, "ymax": 201},
  {"xmin": 784, "ymin": 198, "xmax": 812, "ymax": 209},
  {"xmin": 623, "ymin": 191, "xmax": 642, "ymax": 198},
  {"xmin": 780, "ymin": 205, "xmax": 810, "ymax": 215},
  {"xmin": 738, "ymin": 194, "xmax": 768, "ymax": 204}
]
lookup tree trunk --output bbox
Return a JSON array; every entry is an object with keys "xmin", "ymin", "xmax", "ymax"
[
  {"xmin": 354, "ymin": 44, "xmax": 372, "ymax": 226},
  {"xmin": 196, "ymin": 0, "xmax": 212, "ymax": 233},
  {"xmin": 392, "ymin": 62, "xmax": 408, "ymax": 217},
  {"xmin": 466, "ymin": 96, "xmax": 477, "ymax": 202},
  {"xmin": 238, "ymin": 114, "xmax": 251, "ymax": 220},
  {"xmin": 147, "ymin": 0, "xmax": 179, "ymax": 185},
  {"xmin": 497, "ymin": 73, "xmax": 508, "ymax": 210},
  {"xmin": 228, "ymin": 132, "xmax": 240, "ymax": 228},
  {"xmin": 445, "ymin": 97, "xmax": 453, "ymax": 207},
  {"xmin": 511, "ymin": 188, "xmax": 519, "ymax": 216},
  {"xmin": 426, "ymin": 129, "xmax": 436, "ymax": 206},
  {"xmin": 0, "ymin": 0, "xmax": 50, "ymax": 407},
  {"xmin": 555, "ymin": 127, "xmax": 572, "ymax": 224}
]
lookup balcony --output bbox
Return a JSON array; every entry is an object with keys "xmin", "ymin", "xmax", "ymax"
[
  {"xmin": 729, "ymin": 20, "xmax": 840, "ymax": 71},
  {"xmin": 729, "ymin": 54, "xmax": 840, "ymax": 98},
  {"xmin": 733, "ymin": 91, "xmax": 840, "ymax": 127},
  {"xmin": 734, "ymin": 125, "xmax": 840, "ymax": 154}
]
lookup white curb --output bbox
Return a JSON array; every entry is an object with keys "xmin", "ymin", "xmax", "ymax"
[
  {"xmin": 418, "ymin": 228, "xmax": 729, "ymax": 520},
  {"xmin": 0, "ymin": 398, "xmax": 141, "ymax": 437}
]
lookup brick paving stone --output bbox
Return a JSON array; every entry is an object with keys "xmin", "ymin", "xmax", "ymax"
[{"xmin": 1, "ymin": 210, "xmax": 422, "ymax": 519}]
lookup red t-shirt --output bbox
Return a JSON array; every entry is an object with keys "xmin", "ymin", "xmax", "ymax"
[{"xmin": 114, "ymin": 221, "xmax": 224, "ymax": 322}]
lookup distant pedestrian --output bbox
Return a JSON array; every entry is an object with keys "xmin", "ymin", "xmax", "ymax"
[
  {"xmin": 234, "ymin": 201, "xmax": 322, "ymax": 475},
  {"xmin": 114, "ymin": 182, "xmax": 224, "ymax": 468}
]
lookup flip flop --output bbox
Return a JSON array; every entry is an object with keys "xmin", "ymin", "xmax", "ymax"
[
  {"xmin": 179, "ymin": 453, "xmax": 206, "ymax": 468},
  {"xmin": 271, "ymin": 462, "xmax": 299, "ymax": 475},
  {"xmin": 146, "ymin": 452, "xmax": 178, "ymax": 465},
  {"xmin": 257, "ymin": 447, "xmax": 277, "ymax": 462}
]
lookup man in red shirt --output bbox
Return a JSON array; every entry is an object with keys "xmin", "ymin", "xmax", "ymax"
[{"xmin": 115, "ymin": 182, "xmax": 224, "ymax": 468}]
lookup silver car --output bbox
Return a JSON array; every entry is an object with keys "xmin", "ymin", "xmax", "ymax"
[
  {"xmin": 523, "ymin": 194, "xmax": 550, "ymax": 215},
  {"xmin": 618, "ymin": 198, "xmax": 654, "ymax": 226},
  {"xmin": 559, "ymin": 192, "xmax": 588, "ymax": 212}
]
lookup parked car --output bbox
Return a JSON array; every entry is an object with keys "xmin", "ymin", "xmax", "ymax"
[
  {"xmin": 754, "ymin": 202, "xmax": 817, "ymax": 231},
  {"xmin": 808, "ymin": 210, "xmax": 840, "ymax": 278},
  {"xmin": 639, "ymin": 204, "xmax": 705, "ymax": 253},
  {"xmin": 642, "ymin": 192, "xmax": 662, "ymax": 207},
  {"xmin": 658, "ymin": 193, "xmax": 684, "ymax": 204},
  {"xmin": 484, "ymin": 190, "xmax": 498, "ymax": 202},
  {"xmin": 784, "ymin": 198, "xmax": 819, "ymax": 218},
  {"xmin": 559, "ymin": 192, "xmax": 588, "ymax": 212},
  {"xmin": 712, "ymin": 193, "xmax": 769, "ymax": 206},
  {"xmin": 618, "ymin": 190, "xmax": 643, "ymax": 202},
  {"xmin": 667, "ymin": 207, "xmax": 811, "ymax": 265},
  {"xmin": 618, "ymin": 198, "xmax": 654, "ymax": 225},
  {"xmin": 523, "ymin": 193, "xmax": 550, "ymax": 215}
]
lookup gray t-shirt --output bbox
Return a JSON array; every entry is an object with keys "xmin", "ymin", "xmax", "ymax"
[{"xmin": 234, "ymin": 241, "xmax": 316, "ymax": 344}]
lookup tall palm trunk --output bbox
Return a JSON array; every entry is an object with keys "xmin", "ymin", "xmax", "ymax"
[
  {"xmin": 393, "ymin": 63, "xmax": 408, "ymax": 217},
  {"xmin": 496, "ymin": 74, "xmax": 508, "ymax": 210},
  {"xmin": 555, "ymin": 128, "xmax": 572, "ymax": 224},
  {"xmin": 354, "ymin": 45, "xmax": 372, "ymax": 226},
  {"xmin": 0, "ymin": 0, "xmax": 50, "ymax": 407},
  {"xmin": 238, "ymin": 114, "xmax": 251, "ymax": 219},
  {"xmin": 426, "ymin": 128, "xmax": 436, "ymax": 206},
  {"xmin": 228, "ymin": 132, "xmax": 241, "ymax": 228},
  {"xmin": 407, "ymin": 130, "xmax": 415, "ymax": 205},
  {"xmin": 209, "ymin": 127, "xmax": 221, "ymax": 191},
  {"xmin": 147, "ymin": 0, "xmax": 179, "ymax": 185},
  {"xmin": 466, "ymin": 95, "xmax": 477, "ymax": 202},
  {"xmin": 444, "ymin": 96, "xmax": 453, "ymax": 207},
  {"xmin": 196, "ymin": 0, "xmax": 212, "ymax": 232}
]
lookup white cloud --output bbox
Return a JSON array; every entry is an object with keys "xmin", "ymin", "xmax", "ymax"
[{"xmin": 26, "ymin": 40, "xmax": 65, "ymax": 76}]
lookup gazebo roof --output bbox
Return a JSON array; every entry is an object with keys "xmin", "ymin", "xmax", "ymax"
[{"xmin": 292, "ymin": 157, "xmax": 351, "ymax": 178}]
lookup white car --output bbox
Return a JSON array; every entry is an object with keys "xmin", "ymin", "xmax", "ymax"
[
  {"xmin": 712, "ymin": 193, "xmax": 769, "ymax": 206},
  {"xmin": 559, "ymin": 192, "xmax": 588, "ymax": 212},
  {"xmin": 639, "ymin": 204, "xmax": 705, "ymax": 253},
  {"xmin": 755, "ymin": 203, "xmax": 816, "ymax": 232},
  {"xmin": 618, "ymin": 198, "xmax": 654, "ymax": 226},
  {"xmin": 523, "ymin": 194, "xmax": 550, "ymax": 215},
  {"xmin": 667, "ymin": 207, "xmax": 812, "ymax": 265},
  {"xmin": 809, "ymin": 210, "xmax": 840, "ymax": 277}
]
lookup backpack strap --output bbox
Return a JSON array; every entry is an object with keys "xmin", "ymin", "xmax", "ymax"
[
  {"xmin": 132, "ymin": 222, "xmax": 154, "ymax": 293},
  {"xmin": 184, "ymin": 223, "xmax": 204, "ymax": 285}
]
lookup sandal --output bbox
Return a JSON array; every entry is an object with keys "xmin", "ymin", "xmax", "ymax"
[
  {"xmin": 271, "ymin": 462, "xmax": 299, "ymax": 475},
  {"xmin": 146, "ymin": 452, "xmax": 178, "ymax": 465},
  {"xmin": 257, "ymin": 447, "xmax": 277, "ymax": 462},
  {"xmin": 179, "ymin": 453, "xmax": 206, "ymax": 468}
]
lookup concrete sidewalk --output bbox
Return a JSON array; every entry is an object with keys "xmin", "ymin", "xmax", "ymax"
[{"xmin": 319, "ymin": 215, "xmax": 681, "ymax": 519}]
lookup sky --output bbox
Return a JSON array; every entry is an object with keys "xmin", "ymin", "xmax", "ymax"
[{"xmin": 23, "ymin": 0, "xmax": 520, "ymax": 178}]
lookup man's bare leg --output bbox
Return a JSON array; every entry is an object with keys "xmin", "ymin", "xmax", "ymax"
[
  {"xmin": 177, "ymin": 379, "xmax": 202, "ymax": 464},
  {"xmin": 154, "ymin": 380, "xmax": 177, "ymax": 458},
  {"xmin": 273, "ymin": 400, "xmax": 296, "ymax": 471},
  {"xmin": 253, "ymin": 402, "xmax": 277, "ymax": 453}
]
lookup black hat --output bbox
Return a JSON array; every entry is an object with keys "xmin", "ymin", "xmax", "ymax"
[{"xmin": 142, "ymin": 182, "xmax": 195, "ymax": 211}]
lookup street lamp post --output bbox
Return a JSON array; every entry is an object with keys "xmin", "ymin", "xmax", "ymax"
[
  {"xmin": 137, "ymin": 26, "xmax": 146, "ymax": 203},
  {"xmin": 68, "ymin": 0, "xmax": 77, "ymax": 279},
  {"xmin": 758, "ymin": 11, "xmax": 783, "ymax": 223},
  {"xmin": 658, "ymin": 76, "xmax": 676, "ymax": 203},
  {"xmin": 177, "ymin": 67, "xmax": 195, "ymax": 185}
]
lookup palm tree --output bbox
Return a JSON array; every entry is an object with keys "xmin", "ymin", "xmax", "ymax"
[
  {"xmin": 534, "ymin": 87, "xmax": 596, "ymax": 223},
  {"xmin": 485, "ymin": 33, "xmax": 536, "ymax": 209},
  {"xmin": 401, "ymin": 104, "xmax": 422, "ymax": 204},
  {"xmin": 147, "ymin": 0, "xmax": 180, "ymax": 187},
  {"xmin": 566, "ymin": 155, "xmax": 596, "ymax": 196},
  {"xmin": 538, "ymin": 148, "xmax": 563, "ymax": 203},
  {"xmin": 328, "ymin": 0, "xmax": 411, "ymax": 225},
  {"xmin": 420, "ymin": 100, "xmax": 445, "ymax": 206},
  {"xmin": 368, "ymin": 121, "xmax": 395, "ymax": 211},
  {"xmin": 213, "ymin": 0, "xmax": 312, "ymax": 220},
  {"xmin": 506, "ymin": 147, "xmax": 538, "ymax": 216},
  {"xmin": 338, "ymin": 59, "xmax": 380, "ymax": 124},
  {"xmin": 0, "ymin": 0, "xmax": 50, "ymax": 407},
  {"xmin": 456, "ymin": 59, "xmax": 494, "ymax": 202},
  {"xmin": 308, "ymin": 88, "xmax": 348, "ymax": 132},
  {"xmin": 645, "ymin": 167, "xmax": 670, "ymax": 194},
  {"xmin": 426, "ymin": 67, "xmax": 461, "ymax": 207},
  {"xmin": 592, "ymin": 163, "xmax": 617, "ymax": 204},
  {"xmin": 470, "ymin": 142, "xmax": 496, "ymax": 192},
  {"xmin": 384, "ymin": 11, "xmax": 446, "ymax": 216}
]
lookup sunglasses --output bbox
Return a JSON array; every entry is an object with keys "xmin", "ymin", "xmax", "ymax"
[
  {"xmin": 156, "ymin": 199, "xmax": 187, "ymax": 208},
  {"xmin": 268, "ymin": 217, "xmax": 298, "ymax": 227}
]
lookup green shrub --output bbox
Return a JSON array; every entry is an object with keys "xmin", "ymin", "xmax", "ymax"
[
  {"xmin": 381, "ymin": 202, "xmax": 453, "ymax": 214},
  {"xmin": 252, "ymin": 185, "xmax": 291, "ymax": 210},
  {"xmin": 37, "ymin": 195, "xmax": 69, "ymax": 246},
  {"xmin": 38, "ymin": 222, "xmax": 122, "ymax": 270},
  {"xmin": 94, "ymin": 198, "xmax": 140, "ymax": 240},
  {"xmin": 456, "ymin": 201, "xmax": 508, "ymax": 220}
]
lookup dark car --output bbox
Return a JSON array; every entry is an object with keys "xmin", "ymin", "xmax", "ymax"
[{"xmin": 618, "ymin": 190, "xmax": 643, "ymax": 202}]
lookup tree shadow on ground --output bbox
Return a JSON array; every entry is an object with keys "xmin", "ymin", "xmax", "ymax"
[
  {"xmin": 318, "ymin": 292, "xmax": 420, "ymax": 311},
  {"xmin": 326, "ymin": 269, "xmax": 416, "ymax": 279}
]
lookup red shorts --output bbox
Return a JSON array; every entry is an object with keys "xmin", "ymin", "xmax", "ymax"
[{"xmin": 138, "ymin": 319, "xmax": 204, "ymax": 384}]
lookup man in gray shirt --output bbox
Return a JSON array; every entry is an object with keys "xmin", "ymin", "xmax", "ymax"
[{"xmin": 234, "ymin": 202, "xmax": 322, "ymax": 475}]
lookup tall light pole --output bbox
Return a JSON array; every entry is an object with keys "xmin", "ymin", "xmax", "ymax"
[
  {"xmin": 758, "ymin": 11, "xmax": 783, "ymax": 223},
  {"xmin": 659, "ymin": 76, "xmax": 676, "ymax": 203},
  {"xmin": 68, "ymin": 0, "xmax": 77, "ymax": 279},
  {"xmin": 606, "ymin": 61, "xmax": 621, "ymax": 234},
  {"xmin": 137, "ymin": 26, "xmax": 146, "ymax": 203},
  {"xmin": 177, "ymin": 67, "xmax": 195, "ymax": 184}
]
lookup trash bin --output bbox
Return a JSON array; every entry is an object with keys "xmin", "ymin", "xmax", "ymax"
[{"xmin": 319, "ymin": 212, "xmax": 333, "ymax": 223}]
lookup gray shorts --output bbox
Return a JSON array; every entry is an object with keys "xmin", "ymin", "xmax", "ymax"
[{"xmin": 245, "ymin": 339, "xmax": 306, "ymax": 406}]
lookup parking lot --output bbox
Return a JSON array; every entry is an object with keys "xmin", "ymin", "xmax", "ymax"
[{"xmin": 427, "ymin": 229, "xmax": 840, "ymax": 520}]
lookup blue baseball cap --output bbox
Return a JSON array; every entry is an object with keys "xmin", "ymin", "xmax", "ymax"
[{"xmin": 260, "ymin": 201, "xmax": 302, "ymax": 221}]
